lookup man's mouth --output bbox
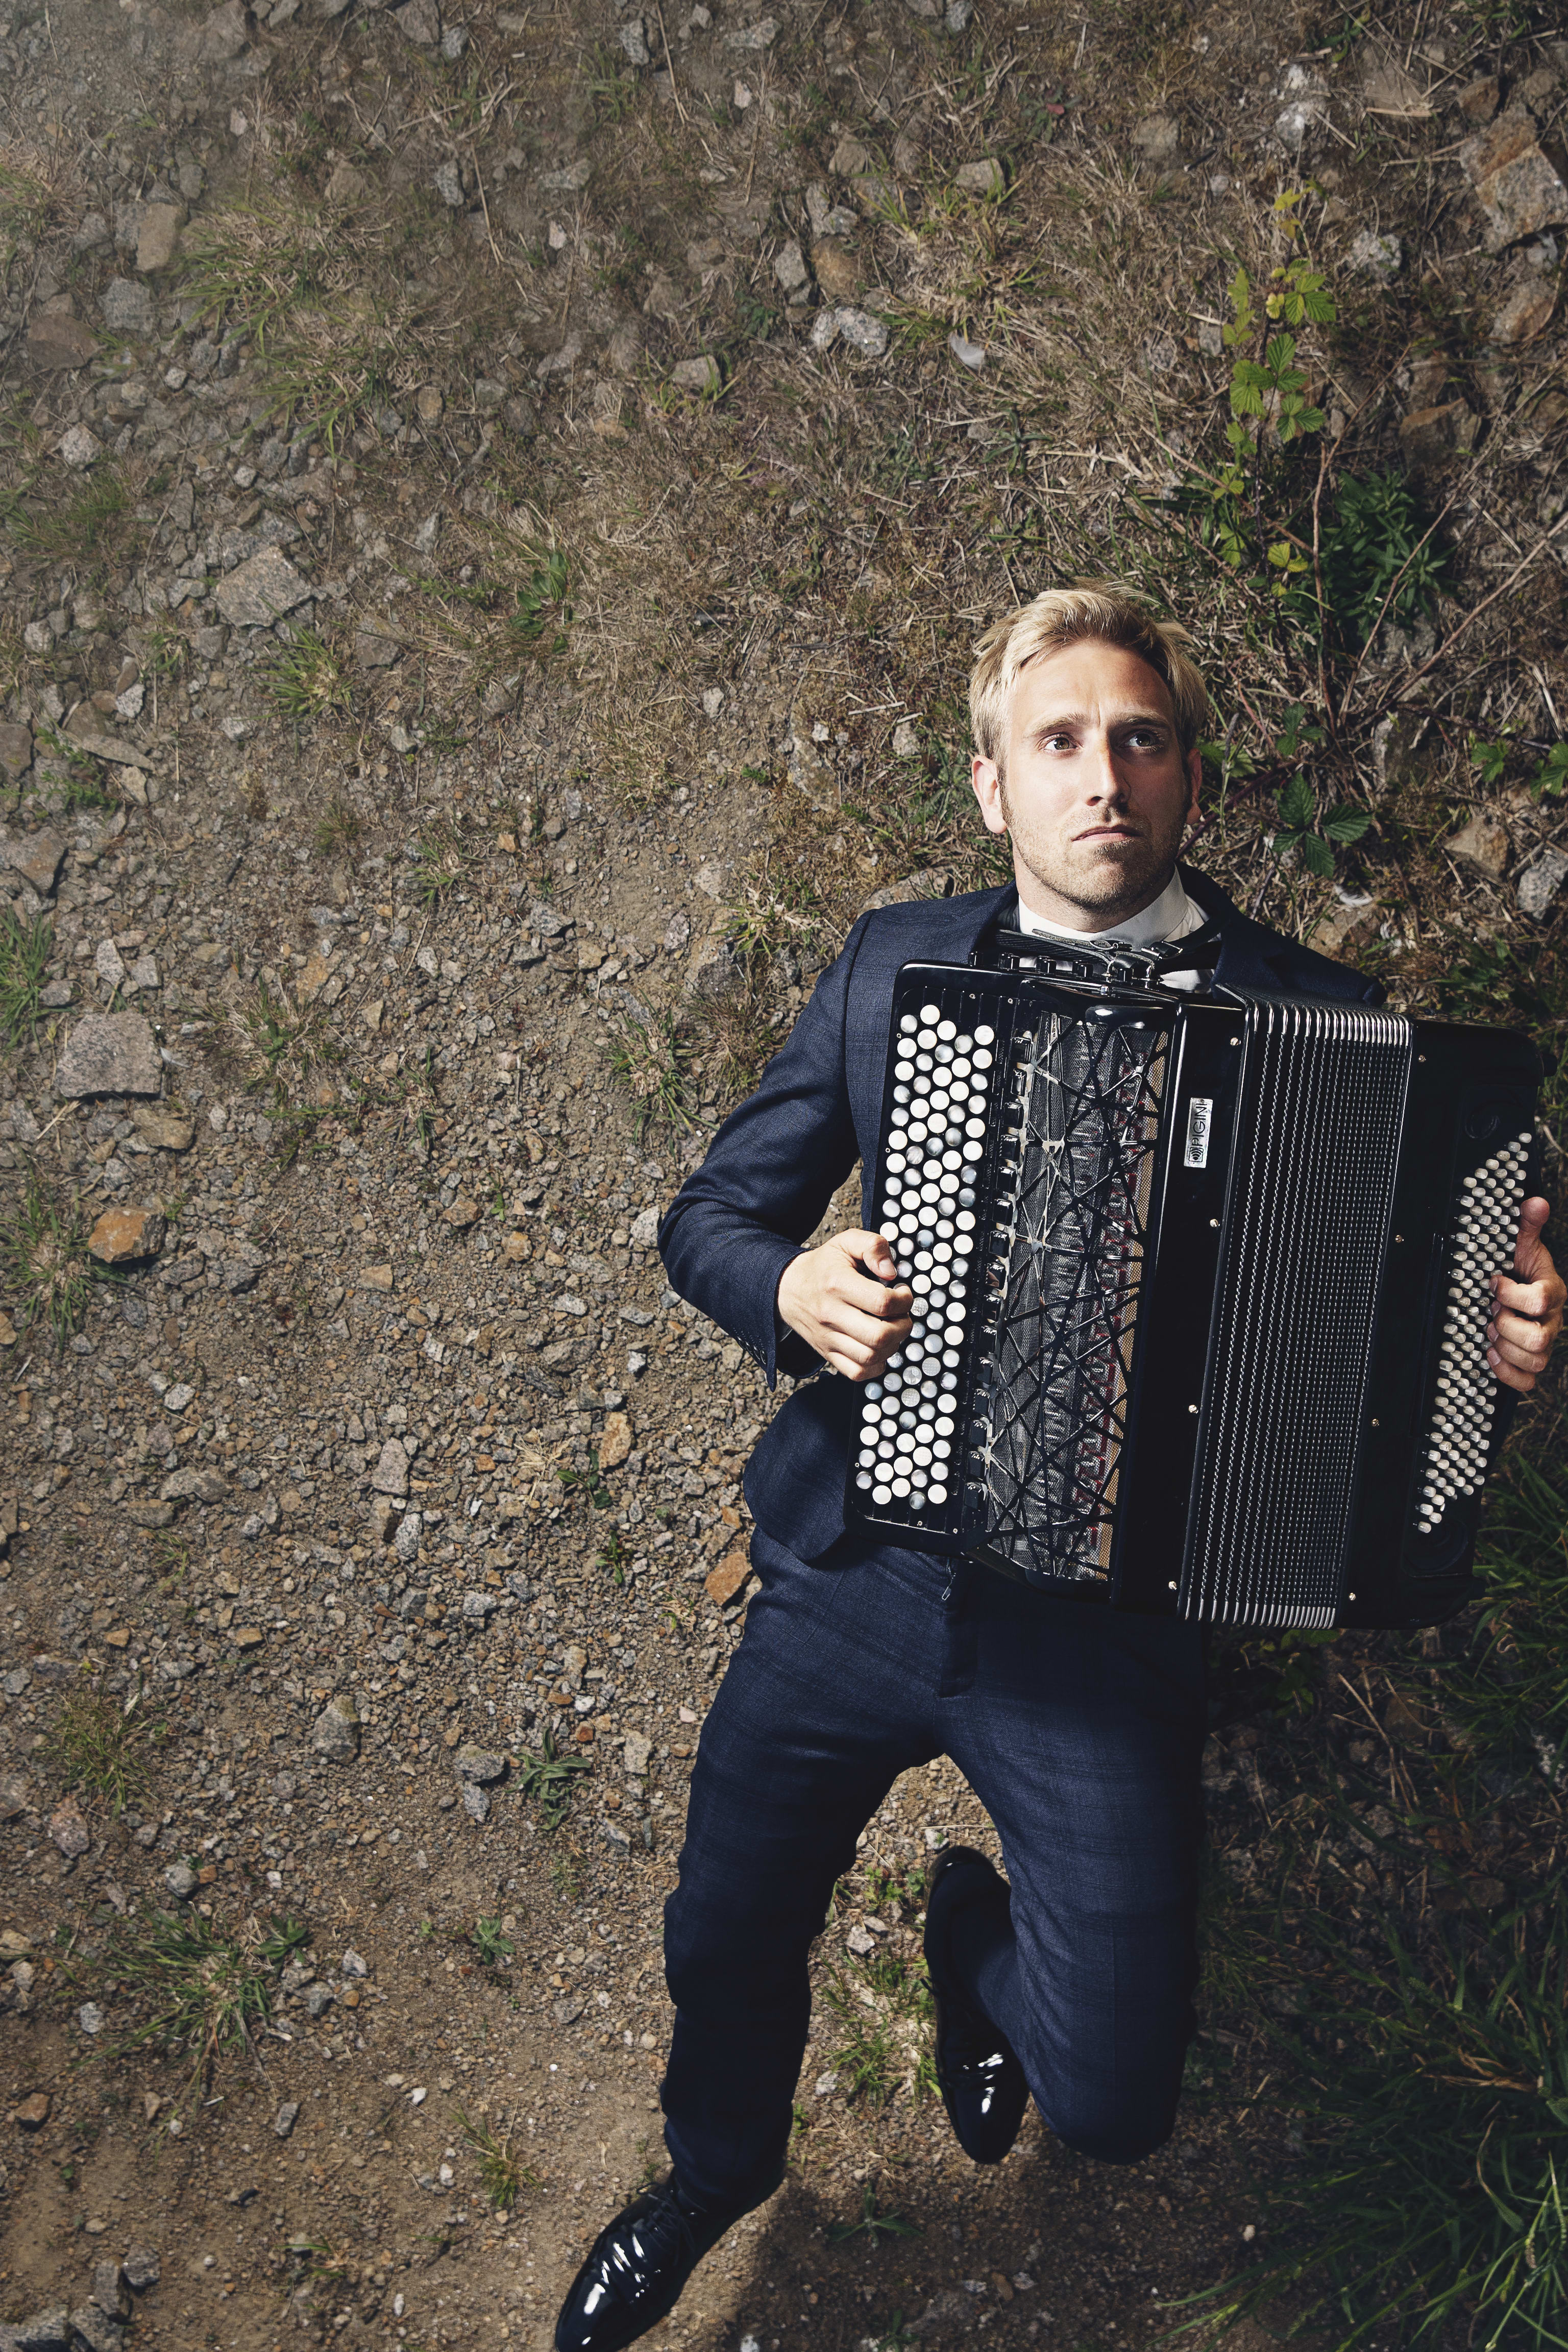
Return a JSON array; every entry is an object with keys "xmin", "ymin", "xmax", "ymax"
[{"xmin": 1075, "ymin": 825, "xmax": 1143, "ymax": 842}]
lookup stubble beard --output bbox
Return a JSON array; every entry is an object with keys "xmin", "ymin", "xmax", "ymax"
[{"xmin": 999, "ymin": 776, "xmax": 1187, "ymax": 928}]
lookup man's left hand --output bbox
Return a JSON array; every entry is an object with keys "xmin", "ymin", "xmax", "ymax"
[{"xmin": 1489, "ymin": 1197, "xmax": 1565, "ymax": 1394}]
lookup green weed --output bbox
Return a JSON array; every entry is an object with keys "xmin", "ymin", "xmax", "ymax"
[
  {"xmin": 111, "ymin": 1910, "xmax": 281, "ymax": 2088},
  {"xmin": 261, "ymin": 625, "xmax": 356, "ymax": 725},
  {"xmin": 606, "ymin": 1012, "xmax": 695, "ymax": 1139},
  {"xmin": 0, "ymin": 906, "xmax": 52, "ymax": 1047},
  {"xmin": 0, "ymin": 1173, "xmax": 97, "ymax": 1340},
  {"xmin": 44, "ymin": 1678, "xmax": 167, "ymax": 1817},
  {"xmin": 456, "ymin": 2105, "xmax": 536, "ymax": 2210},
  {"xmin": 827, "ymin": 2184, "xmax": 922, "ymax": 2245},
  {"xmin": 1320, "ymin": 472, "xmax": 1449, "ymax": 651},
  {"xmin": 517, "ymin": 1728, "xmax": 592, "ymax": 1831},
  {"xmin": 469, "ymin": 1916, "xmax": 516, "ymax": 1967},
  {"xmin": 313, "ymin": 794, "xmax": 364, "ymax": 859}
]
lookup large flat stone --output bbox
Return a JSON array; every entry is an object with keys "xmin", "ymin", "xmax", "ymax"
[
  {"xmin": 55, "ymin": 1012, "xmax": 163, "ymax": 1099},
  {"xmin": 136, "ymin": 202, "xmax": 186, "ymax": 273},
  {"xmin": 26, "ymin": 313, "xmax": 97, "ymax": 370},
  {"xmin": 1459, "ymin": 109, "xmax": 1568, "ymax": 250},
  {"xmin": 215, "ymin": 545, "xmax": 312, "ymax": 628},
  {"xmin": 100, "ymin": 278, "xmax": 155, "ymax": 338},
  {"xmin": 4, "ymin": 829, "xmax": 64, "ymax": 895},
  {"xmin": 88, "ymin": 1206, "xmax": 166, "ymax": 1263}
]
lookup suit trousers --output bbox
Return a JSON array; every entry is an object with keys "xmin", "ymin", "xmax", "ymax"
[{"xmin": 659, "ymin": 1530, "xmax": 1208, "ymax": 2210}]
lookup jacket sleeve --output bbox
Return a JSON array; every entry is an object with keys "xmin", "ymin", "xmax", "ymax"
[{"xmin": 658, "ymin": 917, "xmax": 873, "ymax": 1388}]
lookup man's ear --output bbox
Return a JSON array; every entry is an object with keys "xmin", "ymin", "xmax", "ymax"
[
  {"xmin": 1184, "ymin": 746, "xmax": 1202, "ymax": 829},
  {"xmin": 972, "ymin": 754, "xmax": 1008, "ymax": 838}
]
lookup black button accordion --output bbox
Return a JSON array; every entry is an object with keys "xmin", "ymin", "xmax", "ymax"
[{"xmin": 843, "ymin": 955, "xmax": 1541, "ymax": 1629}]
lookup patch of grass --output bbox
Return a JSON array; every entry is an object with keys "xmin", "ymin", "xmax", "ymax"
[
  {"xmin": 691, "ymin": 985, "xmax": 777, "ymax": 1108},
  {"xmin": 261, "ymin": 625, "xmax": 356, "ymax": 725},
  {"xmin": 517, "ymin": 1728, "xmax": 592, "ymax": 1832},
  {"xmin": 606, "ymin": 1011, "xmax": 695, "ymax": 1139},
  {"xmin": 584, "ymin": 40, "xmax": 637, "ymax": 124},
  {"xmin": 456, "ymin": 2106, "xmax": 536, "ymax": 2211},
  {"xmin": 1183, "ymin": 1896, "xmax": 1568, "ymax": 2352},
  {"xmin": 44, "ymin": 1678, "xmax": 167, "ymax": 1817},
  {"xmin": 313, "ymin": 793, "xmax": 364, "ymax": 859},
  {"xmin": 0, "ymin": 905, "xmax": 52, "ymax": 1047},
  {"xmin": 824, "ymin": 1994, "xmax": 901, "ymax": 2106},
  {"xmin": 238, "ymin": 979, "xmax": 338, "ymax": 1104},
  {"xmin": 411, "ymin": 822, "xmax": 467, "ymax": 908},
  {"xmin": 1319, "ymin": 471, "xmax": 1449, "ymax": 652},
  {"xmin": 110, "ymin": 1909, "xmax": 281, "ymax": 2090},
  {"xmin": 1447, "ymin": 1460, "xmax": 1568, "ymax": 1775},
  {"xmin": 0, "ymin": 1173, "xmax": 96, "ymax": 1340},
  {"xmin": 10, "ymin": 467, "xmax": 141, "ymax": 566},
  {"xmin": 502, "ymin": 548, "xmax": 572, "ymax": 662}
]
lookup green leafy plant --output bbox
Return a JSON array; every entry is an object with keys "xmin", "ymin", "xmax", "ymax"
[
  {"xmin": 1272, "ymin": 774, "xmax": 1372, "ymax": 876},
  {"xmin": 469, "ymin": 1916, "xmax": 516, "ymax": 1968},
  {"xmin": 1320, "ymin": 472, "xmax": 1449, "ymax": 649},
  {"xmin": 517, "ymin": 1728, "xmax": 592, "ymax": 1831},
  {"xmin": 827, "ymin": 2184, "xmax": 923, "ymax": 2245},
  {"xmin": 504, "ymin": 549, "xmax": 572, "ymax": 660},
  {"xmin": 1529, "ymin": 743, "xmax": 1568, "ymax": 802}
]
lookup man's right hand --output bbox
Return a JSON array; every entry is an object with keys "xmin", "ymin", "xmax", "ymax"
[{"xmin": 777, "ymin": 1230, "xmax": 913, "ymax": 1382}]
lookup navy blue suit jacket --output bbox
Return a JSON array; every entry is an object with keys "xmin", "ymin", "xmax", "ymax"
[{"xmin": 659, "ymin": 867, "xmax": 1386, "ymax": 1564}]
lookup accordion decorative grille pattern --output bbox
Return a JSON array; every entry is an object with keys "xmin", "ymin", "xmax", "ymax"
[
  {"xmin": 1184, "ymin": 1001, "xmax": 1411, "ymax": 1627},
  {"xmin": 976, "ymin": 1012, "xmax": 1168, "ymax": 1584}
]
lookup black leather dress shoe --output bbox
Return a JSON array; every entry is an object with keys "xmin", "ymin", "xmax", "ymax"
[
  {"xmin": 924, "ymin": 1845, "xmax": 1030, "ymax": 2165},
  {"xmin": 555, "ymin": 2175, "xmax": 741, "ymax": 2352}
]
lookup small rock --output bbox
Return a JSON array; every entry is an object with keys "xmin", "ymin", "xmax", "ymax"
[
  {"xmin": 847, "ymin": 1922, "xmax": 875, "ymax": 1956},
  {"xmin": 0, "ymin": 722, "xmax": 33, "ymax": 781},
  {"xmin": 1456, "ymin": 75, "xmax": 1500, "ymax": 125},
  {"xmin": 461, "ymin": 1589, "xmax": 500, "ymax": 1623},
  {"xmin": 619, "ymin": 14, "xmax": 650, "ymax": 63},
  {"xmin": 1131, "ymin": 114, "xmax": 1181, "ymax": 162},
  {"xmin": 395, "ymin": 0, "xmax": 440, "ymax": 39},
  {"xmin": 1447, "ymin": 811, "xmax": 1510, "ymax": 877},
  {"xmin": 836, "ymin": 307, "xmax": 891, "ymax": 358},
  {"xmin": 99, "ymin": 278, "xmax": 155, "ymax": 337},
  {"xmin": 893, "ymin": 718, "xmax": 922, "ymax": 757},
  {"xmin": 88, "ymin": 2263, "xmax": 128, "ymax": 2319},
  {"xmin": 372, "ymin": 1438, "xmax": 411, "ymax": 1497},
  {"xmin": 1459, "ymin": 109, "xmax": 1568, "ymax": 252},
  {"xmin": 159, "ymin": 1466, "xmax": 228, "ymax": 1503},
  {"xmin": 598, "ymin": 1410, "xmax": 633, "ymax": 1468},
  {"xmin": 705, "ymin": 1551, "xmax": 750, "ymax": 1606},
  {"xmin": 773, "ymin": 238, "xmax": 811, "ymax": 296},
  {"xmin": 48, "ymin": 1798, "xmax": 90, "ymax": 1858},
  {"xmin": 813, "ymin": 241, "xmax": 861, "ymax": 302},
  {"xmin": 162, "ymin": 1382, "xmax": 195, "ymax": 1414},
  {"xmin": 1398, "ymin": 399, "xmax": 1477, "ymax": 467},
  {"xmin": 725, "ymin": 14, "xmax": 775, "ymax": 46},
  {"xmin": 553, "ymin": 1996, "xmax": 582, "ymax": 2024},
  {"xmin": 340, "ymin": 1947, "xmax": 369, "ymax": 1977},
  {"xmin": 9, "ymin": 2313, "xmax": 70, "ymax": 2352},
  {"xmin": 312, "ymin": 1696, "xmax": 361, "ymax": 1761},
  {"xmin": 325, "ymin": 160, "xmax": 370, "ymax": 206},
  {"xmin": 440, "ymin": 20, "xmax": 469, "ymax": 58},
  {"xmin": 622, "ymin": 1731, "xmax": 652, "ymax": 1777},
  {"xmin": 6, "ymin": 829, "xmax": 65, "ymax": 895},
  {"xmin": 442, "ymin": 1195, "xmax": 479, "ymax": 1228},
  {"xmin": 135, "ymin": 202, "xmax": 185, "ymax": 274},
  {"xmin": 273, "ymin": 2102, "xmax": 300, "ymax": 2140},
  {"xmin": 433, "ymin": 159, "xmax": 465, "ymax": 209},
  {"xmin": 11, "ymin": 2092, "xmax": 51, "ymax": 2128},
  {"xmin": 59, "ymin": 424, "xmax": 103, "ymax": 470},
  {"xmin": 68, "ymin": 2302, "xmax": 122, "ymax": 2352},
  {"xmin": 454, "ymin": 1744, "xmax": 507, "ymax": 1784},
  {"xmin": 88, "ymin": 1206, "xmax": 166, "ymax": 1264},
  {"xmin": 77, "ymin": 2001, "xmax": 105, "ymax": 2036},
  {"xmin": 670, "ymin": 355, "xmax": 721, "ymax": 396},
  {"xmin": 955, "ymin": 157, "xmax": 1004, "ymax": 197},
  {"xmin": 1487, "ymin": 276, "xmax": 1557, "ymax": 346},
  {"xmin": 27, "ymin": 313, "xmax": 98, "ymax": 369},
  {"xmin": 1517, "ymin": 848, "xmax": 1568, "ymax": 919},
  {"xmin": 461, "ymin": 1783, "xmax": 492, "ymax": 1823},
  {"xmin": 57, "ymin": 1012, "xmax": 164, "ymax": 1100},
  {"xmin": 215, "ymin": 545, "xmax": 312, "ymax": 629},
  {"xmin": 132, "ymin": 1105, "xmax": 195, "ymax": 1151},
  {"xmin": 164, "ymin": 1860, "xmax": 198, "ymax": 1898},
  {"xmin": 1347, "ymin": 228, "xmax": 1402, "ymax": 281}
]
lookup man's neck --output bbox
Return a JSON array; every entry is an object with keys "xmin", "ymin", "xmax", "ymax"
[{"xmin": 1013, "ymin": 863, "xmax": 1184, "ymax": 940}]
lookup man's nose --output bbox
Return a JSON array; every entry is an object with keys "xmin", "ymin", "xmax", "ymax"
[{"xmin": 1084, "ymin": 737, "xmax": 1128, "ymax": 802}]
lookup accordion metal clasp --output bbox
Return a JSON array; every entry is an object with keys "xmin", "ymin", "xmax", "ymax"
[{"xmin": 844, "ymin": 961, "xmax": 1541, "ymax": 1631}]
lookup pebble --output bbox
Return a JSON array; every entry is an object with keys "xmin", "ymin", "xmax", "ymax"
[
  {"xmin": 312, "ymin": 1697, "xmax": 361, "ymax": 1761},
  {"xmin": 461, "ymin": 1783, "xmax": 492, "ymax": 1823},
  {"xmin": 274, "ymin": 2103, "xmax": 301, "ymax": 2140},
  {"xmin": 77, "ymin": 2002, "xmax": 105, "ymax": 2036},
  {"xmin": 122, "ymin": 2248, "xmax": 160, "ymax": 2292},
  {"xmin": 454, "ymin": 1744, "xmax": 507, "ymax": 1784},
  {"xmin": 1517, "ymin": 848, "xmax": 1568, "ymax": 919},
  {"xmin": 55, "ymin": 1012, "xmax": 163, "ymax": 1099},
  {"xmin": 164, "ymin": 1861, "xmax": 198, "ymax": 1898}
]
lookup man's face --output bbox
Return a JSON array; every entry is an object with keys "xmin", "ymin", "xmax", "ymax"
[{"xmin": 970, "ymin": 639, "xmax": 1202, "ymax": 932}]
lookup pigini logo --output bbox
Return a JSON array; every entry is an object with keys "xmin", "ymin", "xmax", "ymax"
[{"xmin": 1184, "ymin": 1096, "xmax": 1214, "ymax": 1169}]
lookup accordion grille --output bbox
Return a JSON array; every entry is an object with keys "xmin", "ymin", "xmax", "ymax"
[
  {"xmin": 1184, "ymin": 1000, "xmax": 1411, "ymax": 1628},
  {"xmin": 977, "ymin": 1011, "xmax": 1167, "ymax": 1584}
]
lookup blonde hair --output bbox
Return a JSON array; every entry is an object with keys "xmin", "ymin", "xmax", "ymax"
[{"xmin": 969, "ymin": 582, "xmax": 1210, "ymax": 769}]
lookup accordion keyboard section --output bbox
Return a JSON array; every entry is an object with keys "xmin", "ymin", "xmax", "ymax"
[
  {"xmin": 853, "ymin": 991, "xmax": 999, "ymax": 1527},
  {"xmin": 1185, "ymin": 1002, "xmax": 1411, "ymax": 1629},
  {"xmin": 1415, "ymin": 1133, "xmax": 1533, "ymax": 1537},
  {"xmin": 978, "ymin": 1009, "xmax": 1168, "ymax": 1585}
]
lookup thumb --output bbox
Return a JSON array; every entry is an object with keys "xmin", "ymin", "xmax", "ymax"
[{"xmin": 1514, "ymin": 1196, "xmax": 1551, "ymax": 1276}]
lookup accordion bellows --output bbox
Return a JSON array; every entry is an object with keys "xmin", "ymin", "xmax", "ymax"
[{"xmin": 845, "ymin": 962, "xmax": 1539, "ymax": 1630}]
